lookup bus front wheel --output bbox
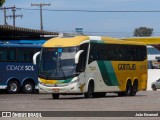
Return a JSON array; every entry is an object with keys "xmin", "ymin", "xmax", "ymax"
[
  {"xmin": 7, "ymin": 81, "xmax": 20, "ymax": 94},
  {"xmin": 22, "ymin": 81, "xmax": 35, "ymax": 94},
  {"xmin": 52, "ymin": 94, "xmax": 60, "ymax": 99},
  {"xmin": 84, "ymin": 81, "xmax": 94, "ymax": 98},
  {"xmin": 92, "ymin": 92, "xmax": 106, "ymax": 98}
]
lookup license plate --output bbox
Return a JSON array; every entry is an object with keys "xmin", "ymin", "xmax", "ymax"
[{"xmin": 52, "ymin": 88, "xmax": 59, "ymax": 92}]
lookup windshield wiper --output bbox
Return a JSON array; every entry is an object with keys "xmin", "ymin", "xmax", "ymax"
[
  {"xmin": 59, "ymin": 58, "xmax": 66, "ymax": 79},
  {"xmin": 45, "ymin": 70, "xmax": 55, "ymax": 79}
]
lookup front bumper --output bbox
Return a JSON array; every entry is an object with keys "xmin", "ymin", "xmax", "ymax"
[{"xmin": 39, "ymin": 82, "xmax": 81, "ymax": 94}]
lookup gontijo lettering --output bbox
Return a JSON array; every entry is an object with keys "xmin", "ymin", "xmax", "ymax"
[{"xmin": 118, "ymin": 64, "xmax": 136, "ymax": 70}]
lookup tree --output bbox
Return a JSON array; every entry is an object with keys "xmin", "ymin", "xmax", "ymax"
[
  {"xmin": 133, "ymin": 27, "xmax": 153, "ymax": 37},
  {"xmin": 0, "ymin": 0, "xmax": 5, "ymax": 7}
]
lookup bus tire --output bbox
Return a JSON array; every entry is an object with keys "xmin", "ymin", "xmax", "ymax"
[
  {"xmin": 52, "ymin": 94, "xmax": 60, "ymax": 99},
  {"xmin": 84, "ymin": 81, "xmax": 94, "ymax": 98},
  {"xmin": 118, "ymin": 92, "xmax": 125, "ymax": 97},
  {"xmin": 125, "ymin": 80, "xmax": 132, "ymax": 96},
  {"xmin": 131, "ymin": 80, "xmax": 138, "ymax": 96},
  {"xmin": 92, "ymin": 92, "xmax": 106, "ymax": 98},
  {"xmin": 7, "ymin": 80, "xmax": 20, "ymax": 94},
  {"xmin": 22, "ymin": 81, "xmax": 35, "ymax": 94}
]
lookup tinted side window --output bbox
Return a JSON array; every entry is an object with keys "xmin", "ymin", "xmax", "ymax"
[
  {"xmin": 0, "ymin": 48, "xmax": 16, "ymax": 61},
  {"xmin": 89, "ymin": 43, "xmax": 98, "ymax": 63},
  {"xmin": 0, "ymin": 48, "xmax": 7, "ymax": 61},
  {"xmin": 89, "ymin": 43, "xmax": 146, "ymax": 63},
  {"xmin": 17, "ymin": 48, "xmax": 40, "ymax": 62}
]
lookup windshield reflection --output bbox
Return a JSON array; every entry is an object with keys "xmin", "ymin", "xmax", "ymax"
[{"xmin": 39, "ymin": 47, "xmax": 78, "ymax": 79}]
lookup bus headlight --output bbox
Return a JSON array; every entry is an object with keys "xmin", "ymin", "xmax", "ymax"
[
  {"xmin": 68, "ymin": 78, "xmax": 79, "ymax": 85},
  {"xmin": 39, "ymin": 81, "xmax": 45, "ymax": 86}
]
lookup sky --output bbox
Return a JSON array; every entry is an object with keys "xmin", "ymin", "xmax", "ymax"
[{"xmin": 1, "ymin": 0, "xmax": 160, "ymax": 37}]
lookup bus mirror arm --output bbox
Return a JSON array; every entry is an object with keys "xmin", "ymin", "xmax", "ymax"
[
  {"xmin": 75, "ymin": 50, "xmax": 84, "ymax": 64},
  {"xmin": 33, "ymin": 51, "xmax": 40, "ymax": 65}
]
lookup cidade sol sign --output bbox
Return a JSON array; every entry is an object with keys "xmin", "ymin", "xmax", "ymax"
[{"xmin": 6, "ymin": 65, "xmax": 35, "ymax": 71}]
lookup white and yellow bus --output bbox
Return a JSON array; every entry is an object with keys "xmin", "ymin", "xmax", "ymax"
[{"xmin": 33, "ymin": 36, "xmax": 147, "ymax": 99}]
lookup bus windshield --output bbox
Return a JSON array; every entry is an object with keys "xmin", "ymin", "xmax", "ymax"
[{"xmin": 39, "ymin": 47, "xmax": 78, "ymax": 79}]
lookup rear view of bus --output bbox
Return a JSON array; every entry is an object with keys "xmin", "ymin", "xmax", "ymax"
[
  {"xmin": 0, "ymin": 40, "xmax": 45, "ymax": 93},
  {"xmin": 34, "ymin": 36, "xmax": 147, "ymax": 99}
]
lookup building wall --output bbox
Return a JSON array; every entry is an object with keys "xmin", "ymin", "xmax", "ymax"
[{"xmin": 147, "ymin": 69, "xmax": 160, "ymax": 90}]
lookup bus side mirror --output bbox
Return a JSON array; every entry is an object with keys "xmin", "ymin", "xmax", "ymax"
[
  {"xmin": 75, "ymin": 50, "xmax": 84, "ymax": 64},
  {"xmin": 33, "ymin": 51, "xmax": 40, "ymax": 65}
]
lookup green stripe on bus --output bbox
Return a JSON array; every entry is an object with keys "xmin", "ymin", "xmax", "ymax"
[
  {"xmin": 97, "ymin": 61, "xmax": 111, "ymax": 85},
  {"xmin": 97, "ymin": 61, "xmax": 119, "ymax": 86},
  {"xmin": 103, "ymin": 61, "xmax": 119, "ymax": 86},
  {"xmin": 57, "ymin": 78, "xmax": 72, "ymax": 84}
]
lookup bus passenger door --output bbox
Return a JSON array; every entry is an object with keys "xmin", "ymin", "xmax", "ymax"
[{"xmin": 76, "ymin": 43, "xmax": 89, "ymax": 91}]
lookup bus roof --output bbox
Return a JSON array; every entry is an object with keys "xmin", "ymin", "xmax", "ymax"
[
  {"xmin": 43, "ymin": 36, "xmax": 145, "ymax": 47},
  {"xmin": 43, "ymin": 36, "xmax": 89, "ymax": 47},
  {"xmin": 0, "ymin": 39, "xmax": 46, "ymax": 44},
  {"xmin": 121, "ymin": 37, "xmax": 160, "ymax": 45},
  {"xmin": 0, "ymin": 43, "xmax": 42, "ymax": 48},
  {"xmin": 0, "ymin": 39, "xmax": 45, "ymax": 48}
]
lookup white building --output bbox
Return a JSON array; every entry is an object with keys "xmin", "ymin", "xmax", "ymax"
[{"xmin": 147, "ymin": 46, "xmax": 160, "ymax": 90}]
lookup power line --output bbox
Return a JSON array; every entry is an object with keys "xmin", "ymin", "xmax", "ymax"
[
  {"xmin": 41, "ymin": 10, "xmax": 160, "ymax": 13},
  {"xmin": 17, "ymin": 8, "xmax": 160, "ymax": 13}
]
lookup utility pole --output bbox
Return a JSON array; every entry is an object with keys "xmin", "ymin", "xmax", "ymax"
[
  {"xmin": 31, "ymin": 3, "xmax": 51, "ymax": 31},
  {"xmin": 3, "ymin": 7, "xmax": 7, "ymax": 25},
  {"xmin": 0, "ymin": 7, "xmax": 15, "ymax": 25},
  {"xmin": 5, "ymin": 6, "xmax": 23, "ymax": 26}
]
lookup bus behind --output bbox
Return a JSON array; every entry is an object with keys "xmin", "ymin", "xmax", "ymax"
[{"xmin": 0, "ymin": 40, "xmax": 45, "ymax": 93}]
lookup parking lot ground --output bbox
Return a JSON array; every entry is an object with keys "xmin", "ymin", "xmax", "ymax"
[{"xmin": 0, "ymin": 91, "xmax": 160, "ymax": 119}]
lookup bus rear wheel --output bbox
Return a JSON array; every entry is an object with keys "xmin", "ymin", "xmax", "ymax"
[
  {"xmin": 125, "ymin": 80, "xmax": 132, "ymax": 96},
  {"xmin": 118, "ymin": 80, "xmax": 132, "ymax": 97},
  {"xmin": 22, "ymin": 81, "xmax": 35, "ymax": 94},
  {"xmin": 7, "ymin": 81, "xmax": 20, "ymax": 94},
  {"xmin": 52, "ymin": 94, "xmax": 60, "ymax": 99},
  {"xmin": 118, "ymin": 92, "xmax": 125, "ymax": 97},
  {"xmin": 131, "ymin": 81, "xmax": 138, "ymax": 96}
]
